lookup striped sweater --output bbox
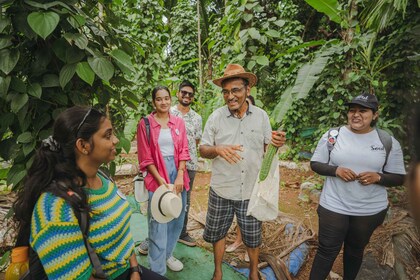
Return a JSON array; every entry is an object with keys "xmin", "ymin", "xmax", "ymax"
[{"xmin": 30, "ymin": 174, "xmax": 135, "ymax": 279}]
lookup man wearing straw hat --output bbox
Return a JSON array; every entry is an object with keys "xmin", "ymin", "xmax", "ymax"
[{"xmin": 200, "ymin": 64, "xmax": 286, "ymax": 280}]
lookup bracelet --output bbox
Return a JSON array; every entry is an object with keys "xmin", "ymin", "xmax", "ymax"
[
  {"xmin": 129, "ymin": 264, "xmax": 143, "ymax": 275},
  {"xmin": 178, "ymin": 168, "xmax": 185, "ymax": 172}
]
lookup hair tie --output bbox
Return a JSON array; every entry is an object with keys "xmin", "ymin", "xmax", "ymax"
[{"xmin": 41, "ymin": 136, "xmax": 61, "ymax": 152}]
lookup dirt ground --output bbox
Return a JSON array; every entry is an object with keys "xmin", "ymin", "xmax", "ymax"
[
  {"xmin": 186, "ymin": 168, "xmax": 343, "ymax": 280},
  {"xmin": 116, "ymin": 165, "xmax": 344, "ymax": 279}
]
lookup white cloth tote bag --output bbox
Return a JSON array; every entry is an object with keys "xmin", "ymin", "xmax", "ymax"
[{"xmin": 246, "ymin": 156, "xmax": 280, "ymax": 221}]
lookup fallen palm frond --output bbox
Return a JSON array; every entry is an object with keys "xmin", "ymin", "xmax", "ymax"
[
  {"xmin": 189, "ymin": 210, "xmax": 316, "ymax": 276},
  {"xmin": 367, "ymin": 208, "xmax": 420, "ymax": 279}
]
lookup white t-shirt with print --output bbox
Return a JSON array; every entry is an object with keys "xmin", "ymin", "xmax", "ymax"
[{"xmin": 311, "ymin": 126, "xmax": 405, "ymax": 216}]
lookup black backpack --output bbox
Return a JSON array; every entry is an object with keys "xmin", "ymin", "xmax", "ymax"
[{"xmin": 18, "ymin": 171, "xmax": 112, "ymax": 279}]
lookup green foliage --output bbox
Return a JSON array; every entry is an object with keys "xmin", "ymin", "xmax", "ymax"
[
  {"xmin": 0, "ymin": 0, "xmax": 139, "ymax": 186},
  {"xmin": 168, "ymin": 0, "xmax": 199, "ymax": 83},
  {"xmin": 0, "ymin": 0, "xmax": 417, "ymax": 186},
  {"xmin": 304, "ymin": 0, "xmax": 342, "ymax": 24}
]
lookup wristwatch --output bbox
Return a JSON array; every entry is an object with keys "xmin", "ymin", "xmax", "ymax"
[{"xmin": 129, "ymin": 264, "xmax": 143, "ymax": 275}]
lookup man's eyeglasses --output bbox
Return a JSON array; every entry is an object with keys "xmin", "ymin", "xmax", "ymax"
[
  {"xmin": 221, "ymin": 86, "xmax": 245, "ymax": 96},
  {"xmin": 180, "ymin": 90, "xmax": 194, "ymax": 98},
  {"xmin": 76, "ymin": 108, "xmax": 92, "ymax": 135}
]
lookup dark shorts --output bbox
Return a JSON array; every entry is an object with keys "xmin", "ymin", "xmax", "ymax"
[{"xmin": 203, "ymin": 188, "xmax": 262, "ymax": 248}]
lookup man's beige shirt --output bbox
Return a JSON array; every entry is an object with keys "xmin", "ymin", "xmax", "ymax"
[{"xmin": 200, "ymin": 104, "xmax": 271, "ymax": 200}]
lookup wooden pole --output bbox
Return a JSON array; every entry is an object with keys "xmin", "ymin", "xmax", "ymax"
[{"xmin": 197, "ymin": 0, "xmax": 203, "ymax": 102}]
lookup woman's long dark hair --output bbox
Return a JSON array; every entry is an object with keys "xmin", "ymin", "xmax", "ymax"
[{"xmin": 13, "ymin": 106, "xmax": 106, "ymax": 245}]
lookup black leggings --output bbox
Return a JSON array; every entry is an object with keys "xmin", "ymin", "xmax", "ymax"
[{"xmin": 309, "ymin": 205, "xmax": 387, "ymax": 280}]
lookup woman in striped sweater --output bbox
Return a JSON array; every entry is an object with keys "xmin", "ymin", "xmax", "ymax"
[{"xmin": 13, "ymin": 107, "xmax": 145, "ymax": 280}]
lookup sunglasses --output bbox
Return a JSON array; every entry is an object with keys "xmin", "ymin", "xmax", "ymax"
[
  {"xmin": 180, "ymin": 90, "xmax": 194, "ymax": 98},
  {"xmin": 76, "ymin": 108, "xmax": 92, "ymax": 135}
]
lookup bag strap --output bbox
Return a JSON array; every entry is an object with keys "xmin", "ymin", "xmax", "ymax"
[
  {"xmin": 97, "ymin": 168, "xmax": 114, "ymax": 183},
  {"xmin": 376, "ymin": 128, "xmax": 392, "ymax": 171},
  {"xmin": 143, "ymin": 116, "xmax": 150, "ymax": 143},
  {"xmin": 79, "ymin": 210, "xmax": 107, "ymax": 279},
  {"xmin": 55, "ymin": 181, "xmax": 107, "ymax": 279},
  {"xmin": 327, "ymin": 126, "xmax": 340, "ymax": 163}
]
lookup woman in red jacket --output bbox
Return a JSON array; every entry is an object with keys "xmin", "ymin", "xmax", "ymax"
[{"xmin": 137, "ymin": 86, "xmax": 190, "ymax": 276}]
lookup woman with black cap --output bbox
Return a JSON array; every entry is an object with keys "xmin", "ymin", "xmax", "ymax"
[{"xmin": 309, "ymin": 93, "xmax": 406, "ymax": 280}]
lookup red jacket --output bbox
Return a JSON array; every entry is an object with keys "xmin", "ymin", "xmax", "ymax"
[{"xmin": 137, "ymin": 112, "xmax": 190, "ymax": 192}]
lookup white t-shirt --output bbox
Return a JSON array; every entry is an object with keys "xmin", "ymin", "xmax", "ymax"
[
  {"xmin": 311, "ymin": 126, "xmax": 406, "ymax": 215},
  {"xmin": 158, "ymin": 128, "xmax": 174, "ymax": 156}
]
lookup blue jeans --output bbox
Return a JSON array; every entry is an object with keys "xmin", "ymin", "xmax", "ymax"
[
  {"xmin": 180, "ymin": 169, "xmax": 196, "ymax": 237},
  {"xmin": 147, "ymin": 156, "xmax": 187, "ymax": 275}
]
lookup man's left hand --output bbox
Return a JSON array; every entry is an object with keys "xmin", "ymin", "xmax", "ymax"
[{"xmin": 271, "ymin": 131, "xmax": 286, "ymax": 148}]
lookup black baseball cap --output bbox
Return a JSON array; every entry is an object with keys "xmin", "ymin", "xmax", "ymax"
[{"xmin": 345, "ymin": 92, "xmax": 379, "ymax": 111}]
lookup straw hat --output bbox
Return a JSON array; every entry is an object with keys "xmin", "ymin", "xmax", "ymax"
[
  {"xmin": 213, "ymin": 64, "xmax": 258, "ymax": 88},
  {"xmin": 151, "ymin": 184, "xmax": 182, "ymax": 223}
]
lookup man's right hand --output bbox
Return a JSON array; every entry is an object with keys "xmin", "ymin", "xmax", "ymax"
[{"xmin": 215, "ymin": 145, "xmax": 243, "ymax": 164}]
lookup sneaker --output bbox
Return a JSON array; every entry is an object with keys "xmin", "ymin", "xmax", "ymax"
[
  {"xmin": 178, "ymin": 234, "xmax": 196, "ymax": 247},
  {"xmin": 166, "ymin": 256, "xmax": 183, "ymax": 272},
  {"xmin": 137, "ymin": 239, "xmax": 149, "ymax": 255}
]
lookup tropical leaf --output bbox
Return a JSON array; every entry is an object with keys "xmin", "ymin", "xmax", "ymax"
[
  {"xmin": 76, "ymin": 62, "xmax": 95, "ymax": 86},
  {"xmin": 67, "ymin": 15, "xmax": 86, "ymax": 28},
  {"xmin": 27, "ymin": 11, "xmax": 60, "ymax": 39},
  {"xmin": 88, "ymin": 56, "xmax": 114, "ymax": 82},
  {"xmin": 17, "ymin": 132, "xmax": 32, "ymax": 143},
  {"xmin": 27, "ymin": 83, "xmax": 42, "ymax": 98},
  {"xmin": 304, "ymin": 0, "xmax": 342, "ymax": 24},
  {"xmin": 256, "ymin": 55, "xmax": 269, "ymax": 66},
  {"xmin": 0, "ymin": 76, "xmax": 11, "ymax": 98},
  {"xmin": 110, "ymin": 49, "xmax": 135, "ymax": 73},
  {"xmin": 248, "ymin": 28, "xmax": 261, "ymax": 40},
  {"xmin": 291, "ymin": 47, "xmax": 338, "ymax": 100},
  {"xmin": 271, "ymin": 87, "xmax": 293, "ymax": 123},
  {"xmin": 0, "ymin": 18, "xmax": 11, "ymax": 33},
  {"xmin": 63, "ymin": 33, "xmax": 88, "ymax": 49},
  {"xmin": 59, "ymin": 63, "xmax": 76, "ymax": 88},
  {"xmin": 0, "ymin": 49, "xmax": 20, "ymax": 74},
  {"xmin": 266, "ymin": 29, "xmax": 280, "ymax": 38},
  {"xmin": 24, "ymin": 0, "xmax": 73, "ymax": 11},
  {"xmin": 360, "ymin": 0, "xmax": 408, "ymax": 32},
  {"xmin": 10, "ymin": 93, "xmax": 29, "ymax": 113},
  {"xmin": 7, "ymin": 164, "xmax": 26, "ymax": 188},
  {"xmin": 0, "ymin": 35, "xmax": 13, "ymax": 50}
]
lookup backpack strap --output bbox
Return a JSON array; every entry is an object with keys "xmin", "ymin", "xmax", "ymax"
[
  {"xmin": 97, "ymin": 168, "xmax": 114, "ymax": 183},
  {"xmin": 327, "ymin": 127, "xmax": 341, "ymax": 162},
  {"xmin": 56, "ymin": 181, "xmax": 107, "ymax": 279},
  {"xmin": 143, "ymin": 116, "xmax": 150, "ymax": 143},
  {"xmin": 376, "ymin": 128, "xmax": 392, "ymax": 171},
  {"xmin": 79, "ymin": 210, "xmax": 107, "ymax": 279}
]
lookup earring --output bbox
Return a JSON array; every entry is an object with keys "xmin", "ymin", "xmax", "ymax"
[{"xmin": 83, "ymin": 150, "xmax": 88, "ymax": 154}]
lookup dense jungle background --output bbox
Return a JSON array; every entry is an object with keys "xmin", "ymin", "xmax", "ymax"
[{"xmin": 0, "ymin": 0, "xmax": 419, "ymax": 278}]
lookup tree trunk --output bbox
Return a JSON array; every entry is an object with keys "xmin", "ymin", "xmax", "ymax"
[{"xmin": 197, "ymin": 0, "xmax": 203, "ymax": 103}]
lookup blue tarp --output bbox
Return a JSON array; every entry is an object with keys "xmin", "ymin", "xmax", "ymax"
[{"xmin": 231, "ymin": 223, "xmax": 309, "ymax": 280}]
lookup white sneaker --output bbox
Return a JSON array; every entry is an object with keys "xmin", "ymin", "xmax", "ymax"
[{"xmin": 166, "ymin": 256, "xmax": 183, "ymax": 272}]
